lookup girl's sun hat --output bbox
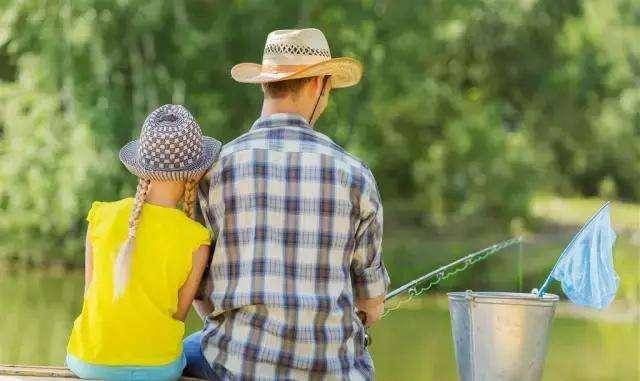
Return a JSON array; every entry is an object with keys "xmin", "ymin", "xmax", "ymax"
[
  {"xmin": 119, "ymin": 104, "xmax": 221, "ymax": 181},
  {"xmin": 230, "ymin": 28, "xmax": 363, "ymax": 88}
]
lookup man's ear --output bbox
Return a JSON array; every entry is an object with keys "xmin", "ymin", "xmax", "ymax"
[{"xmin": 306, "ymin": 76, "xmax": 324, "ymax": 98}]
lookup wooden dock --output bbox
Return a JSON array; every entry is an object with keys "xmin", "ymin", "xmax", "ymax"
[{"xmin": 0, "ymin": 365, "xmax": 203, "ymax": 380}]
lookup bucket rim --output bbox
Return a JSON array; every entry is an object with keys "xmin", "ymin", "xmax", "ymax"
[{"xmin": 447, "ymin": 291, "xmax": 559, "ymax": 304}]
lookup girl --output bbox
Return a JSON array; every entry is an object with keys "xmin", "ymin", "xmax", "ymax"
[{"xmin": 66, "ymin": 104, "xmax": 221, "ymax": 381}]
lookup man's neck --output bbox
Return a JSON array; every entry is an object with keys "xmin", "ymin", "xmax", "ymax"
[{"xmin": 261, "ymin": 99, "xmax": 311, "ymax": 124}]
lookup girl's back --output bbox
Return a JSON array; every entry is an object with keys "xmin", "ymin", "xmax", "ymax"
[{"xmin": 67, "ymin": 198, "xmax": 210, "ymax": 365}]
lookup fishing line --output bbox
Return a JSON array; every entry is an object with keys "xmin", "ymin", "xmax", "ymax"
[{"xmin": 380, "ymin": 237, "xmax": 523, "ymax": 319}]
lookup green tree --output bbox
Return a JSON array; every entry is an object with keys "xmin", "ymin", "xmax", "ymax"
[{"xmin": 0, "ymin": 0, "xmax": 637, "ymax": 262}]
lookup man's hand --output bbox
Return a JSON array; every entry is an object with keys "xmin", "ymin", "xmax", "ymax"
[{"xmin": 356, "ymin": 295, "xmax": 385, "ymax": 327}]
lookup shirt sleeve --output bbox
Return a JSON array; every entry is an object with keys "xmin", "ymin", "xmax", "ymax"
[
  {"xmin": 196, "ymin": 169, "xmax": 213, "ymax": 230},
  {"xmin": 194, "ymin": 225, "xmax": 212, "ymax": 248},
  {"xmin": 85, "ymin": 201, "xmax": 104, "ymax": 242},
  {"xmin": 195, "ymin": 166, "xmax": 219, "ymax": 301},
  {"xmin": 351, "ymin": 171, "xmax": 390, "ymax": 299}
]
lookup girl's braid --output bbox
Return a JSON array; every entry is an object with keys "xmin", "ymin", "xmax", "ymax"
[
  {"xmin": 113, "ymin": 178, "xmax": 150, "ymax": 298},
  {"xmin": 183, "ymin": 180, "xmax": 196, "ymax": 220}
]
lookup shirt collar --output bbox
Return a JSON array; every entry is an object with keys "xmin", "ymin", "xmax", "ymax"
[
  {"xmin": 250, "ymin": 113, "xmax": 311, "ymax": 131},
  {"xmin": 246, "ymin": 112, "xmax": 339, "ymax": 148}
]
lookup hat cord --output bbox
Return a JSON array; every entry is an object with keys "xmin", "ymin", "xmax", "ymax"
[{"xmin": 309, "ymin": 76, "xmax": 330, "ymax": 125}]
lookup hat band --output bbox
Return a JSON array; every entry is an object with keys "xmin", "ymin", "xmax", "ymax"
[
  {"xmin": 260, "ymin": 63, "xmax": 332, "ymax": 77},
  {"xmin": 261, "ymin": 64, "xmax": 307, "ymax": 74}
]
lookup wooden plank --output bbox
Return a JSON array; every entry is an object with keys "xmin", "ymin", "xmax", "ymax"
[
  {"xmin": 0, "ymin": 376, "xmax": 84, "ymax": 381},
  {"xmin": 0, "ymin": 365, "xmax": 204, "ymax": 380},
  {"xmin": 0, "ymin": 366, "xmax": 74, "ymax": 378}
]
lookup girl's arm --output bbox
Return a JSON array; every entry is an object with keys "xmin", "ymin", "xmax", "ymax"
[
  {"xmin": 84, "ymin": 231, "xmax": 93, "ymax": 296},
  {"xmin": 192, "ymin": 264, "xmax": 215, "ymax": 320},
  {"xmin": 173, "ymin": 245, "xmax": 210, "ymax": 321}
]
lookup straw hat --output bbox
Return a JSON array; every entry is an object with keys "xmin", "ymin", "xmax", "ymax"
[
  {"xmin": 231, "ymin": 28, "xmax": 363, "ymax": 88},
  {"xmin": 119, "ymin": 104, "xmax": 222, "ymax": 181}
]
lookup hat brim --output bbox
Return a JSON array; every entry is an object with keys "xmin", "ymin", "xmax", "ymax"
[
  {"xmin": 230, "ymin": 57, "xmax": 363, "ymax": 88},
  {"xmin": 119, "ymin": 137, "xmax": 222, "ymax": 181}
]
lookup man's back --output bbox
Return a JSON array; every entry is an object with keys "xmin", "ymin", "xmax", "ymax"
[{"xmin": 199, "ymin": 113, "xmax": 389, "ymax": 379}]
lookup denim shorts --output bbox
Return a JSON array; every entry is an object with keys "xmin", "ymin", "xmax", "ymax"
[
  {"xmin": 66, "ymin": 353, "xmax": 186, "ymax": 381},
  {"xmin": 183, "ymin": 331, "xmax": 232, "ymax": 380}
]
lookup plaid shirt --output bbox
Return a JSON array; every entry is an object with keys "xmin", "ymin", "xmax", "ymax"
[{"xmin": 197, "ymin": 113, "xmax": 389, "ymax": 380}]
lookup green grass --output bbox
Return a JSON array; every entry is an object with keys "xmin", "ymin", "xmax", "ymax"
[{"xmin": 532, "ymin": 194, "xmax": 640, "ymax": 231}]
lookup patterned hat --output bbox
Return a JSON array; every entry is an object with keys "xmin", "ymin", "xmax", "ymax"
[
  {"xmin": 231, "ymin": 28, "xmax": 362, "ymax": 88},
  {"xmin": 119, "ymin": 104, "xmax": 222, "ymax": 181}
]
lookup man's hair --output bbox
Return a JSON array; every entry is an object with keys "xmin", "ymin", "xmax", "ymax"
[{"xmin": 261, "ymin": 77, "xmax": 315, "ymax": 99}]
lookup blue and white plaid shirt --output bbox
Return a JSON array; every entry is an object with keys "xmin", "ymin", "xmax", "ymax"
[{"xmin": 197, "ymin": 113, "xmax": 390, "ymax": 380}]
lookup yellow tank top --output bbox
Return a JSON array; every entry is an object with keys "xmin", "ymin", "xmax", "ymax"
[{"xmin": 67, "ymin": 198, "xmax": 211, "ymax": 365}]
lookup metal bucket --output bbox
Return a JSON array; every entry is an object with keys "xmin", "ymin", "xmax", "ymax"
[{"xmin": 447, "ymin": 291, "xmax": 559, "ymax": 381}]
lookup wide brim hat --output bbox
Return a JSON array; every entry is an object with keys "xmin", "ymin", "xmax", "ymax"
[
  {"xmin": 120, "ymin": 104, "xmax": 222, "ymax": 181},
  {"xmin": 231, "ymin": 28, "xmax": 363, "ymax": 89}
]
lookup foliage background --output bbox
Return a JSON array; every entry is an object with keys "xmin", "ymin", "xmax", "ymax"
[{"xmin": 0, "ymin": 0, "xmax": 639, "ymax": 263}]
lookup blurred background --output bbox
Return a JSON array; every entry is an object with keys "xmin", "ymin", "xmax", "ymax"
[{"xmin": 0, "ymin": 0, "xmax": 638, "ymax": 380}]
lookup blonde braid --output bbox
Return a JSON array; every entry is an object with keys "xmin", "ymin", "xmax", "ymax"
[
  {"xmin": 113, "ymin": 178, "xmax": 150, "ymax": 299},
  {"xmin": 182, "ymin": 180, "xmax": 197, "ymax": 220}
]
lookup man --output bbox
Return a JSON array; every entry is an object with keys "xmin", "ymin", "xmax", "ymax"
[{"xmin": 184, "ymin": 28, "xmax": 390, "ymax": 380}]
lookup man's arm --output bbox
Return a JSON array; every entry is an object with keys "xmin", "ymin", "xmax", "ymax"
[{"xmin": 351, "ymin": 171, "xmax": 390, "ymax": 327}]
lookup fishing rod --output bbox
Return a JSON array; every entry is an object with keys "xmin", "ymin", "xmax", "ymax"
[
  {"xmin": 361, "ymin": 236, "xmax": 523, "ymax": 346},
  {"xmin": 386, "ymin": 236, "xmax": 523, "ymax": 301}
]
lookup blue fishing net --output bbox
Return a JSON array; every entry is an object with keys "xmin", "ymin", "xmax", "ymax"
[{"xmin": 547, "ymin": 203, "xmax": 618, "ymax": 309}]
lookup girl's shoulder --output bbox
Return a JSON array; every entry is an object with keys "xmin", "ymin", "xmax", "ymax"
[
  {"xmin": 87, "ymin": 198, "xmax": 133, "ymax": 224},
  {"xmin": 85, "ymin": 199, "xmax": 133, "ymax": 242},
  {"xmin": 87, "ymin": 198, "xmax": 133, "ymax": 222},
  {"xmin": 86, "ymin": 198, "xmax": 211, "ymax": 246},
  {"xmin": 175, "ymin": 215, "xmax": 211, "ymax": 247},
  {"xmin": 136, "ymin": 202, "xmax": 211, "ymax": 246}
]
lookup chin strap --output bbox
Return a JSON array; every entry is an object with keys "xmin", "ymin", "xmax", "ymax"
[{"xmin": 308, "ymin": 76, "xmax": 329, "ymax": 125}]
